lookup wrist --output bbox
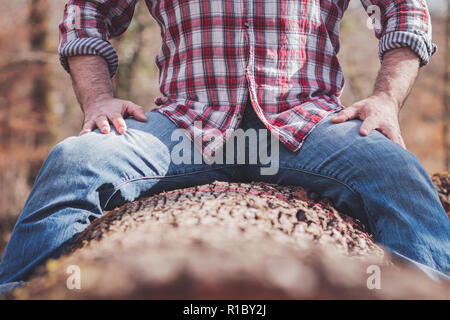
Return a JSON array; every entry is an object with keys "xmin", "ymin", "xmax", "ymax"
[
  {"xmin": 82, "ymin": 93, "xmax": 114, "ymax": 110},
  {"xmin": 371, "ymin": 91, "xmax": 402, "ymax": 112}
]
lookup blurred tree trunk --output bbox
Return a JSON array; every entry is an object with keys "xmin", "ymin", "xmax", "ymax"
[
  {"xmin": 0, "ymin": 0, "xmax": 53, "ymax": 222},
  {"xmin": 338, "ymin": 10, "xmax": 366, "ymax": 104},
  {"xmin": 27, "ymin": 0, "xmax": 54, "ymax": 184},
  {"xmin": 445, "ymin": 3, "xmax": 450, "ymax": 171},
  {"xmin": 114, "ymin": 2, "xmax": 150, "ymax": 100}
]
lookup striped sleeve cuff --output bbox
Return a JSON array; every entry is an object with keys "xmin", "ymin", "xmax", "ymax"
[
  {"xmin": 378, "ymin": 31, "xmax": 437, "ymax": 67},
  {"xmin": 58, "ymin": 37, "xmax": 119, "ymax": 77}
]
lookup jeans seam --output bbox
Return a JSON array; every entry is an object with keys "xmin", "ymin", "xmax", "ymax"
[
  {"xmin": 102, "ymin": 164, "xmax": 240, "ymax": 209},
  {"xmin": 114, "ymin": 164, "xmax": 240, "ymax": 190},
  {"xmin": 275, "ymin": 164, "xmax": 378, "ymax": 237},
  {"xmin": 108, "ymin": 161, "xmax": 377, "ymax": 237},
  {"xmin": 105, "ymin": 165, "xmax": 243, "ymax": 207}
]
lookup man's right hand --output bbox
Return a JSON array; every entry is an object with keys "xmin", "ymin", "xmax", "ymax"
[
  {"xmin": 67, "ymin": 55, "xmax": 147, "ymax": 136},
  {"xmin": 80, "ymin": 97, "xmax": 147, "ymax": 136}
]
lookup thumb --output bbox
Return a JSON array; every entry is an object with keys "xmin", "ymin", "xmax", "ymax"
[
  {"xmin": 79, "ymin": 119, "xmax": 95, "ymax": 136},
  {"xmin": 332, "ymin": 105, "xmax": 359, "ymax": 123},
  {"xmin": 127, "ymin": 103, "xmax": 147, "ymax": 122}
]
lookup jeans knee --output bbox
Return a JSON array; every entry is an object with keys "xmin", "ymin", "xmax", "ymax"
[
  {"xmin": 48, "ymin": 136, "xmax": 97, "ymax": 169},
  {"xmin": 385, "ymin": 147, "xmax": 424, "ymax": 177},
  {"xmin": 359, "ymin": 139, "xmax": 428, "ymax": 186}
]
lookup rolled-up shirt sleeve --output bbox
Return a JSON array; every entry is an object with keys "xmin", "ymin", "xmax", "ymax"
[
  {"xmin": 361, "ymin": 0, "xmax": 436, "ymax": 66},
  {"xmin": 58, "ymin": 0, "xmax": 139, "ymax": 77}
]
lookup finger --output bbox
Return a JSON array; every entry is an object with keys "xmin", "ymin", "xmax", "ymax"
[
  {"xmin": 79, "ymin": 119, "xmax": 96, "ymax": 136},
  {"xmin": 126, "ymin": 102, "xmax": 147, "ymax": 122},
  {"xmin": 95, "ymin": 115, "xmax": 110, "ymax": 134},
  {"xmin": 359, "ymin": 117, "xmax": 378, "ymax": 136},
  {"xmin": 331, "ymin": 106, "xmax": 358, "ymax": 123},
  {"xmin": 108, "ymin": 113, "xmax": 127, "ymax": 135},
  {"xmin": 399, "ymin": 135, "xmax": 407, "ymax": 149},
  {"xmin": 390, "ymin": 132, "xmax": 406, "ymax": 149},
  {"xmin": 380, "ymin": 126, "xmax": 406, "ymax": 149}
]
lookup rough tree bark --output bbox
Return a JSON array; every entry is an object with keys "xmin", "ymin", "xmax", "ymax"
[{"xmin": 10, "ymin": 173, "xmax": 450, "ymax": 300}]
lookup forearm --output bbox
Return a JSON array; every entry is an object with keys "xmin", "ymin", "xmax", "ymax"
[
  {"xmin": 68, "ymin": 56, "xmax": 114, "ymax": 111},
  {"xmin": 67, "ymin": 55, "xmax": 146, "ymax": 136},
  {"xmin": 333, "ymin": 48, "xmax": 422, "ymax": 148},
  {"xmin": 373, "ymin": 48, "xmax": 420, "ymax": 112}
]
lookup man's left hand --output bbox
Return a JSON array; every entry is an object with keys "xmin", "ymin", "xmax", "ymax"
[{"xmin": 331, "ymin": 94, "xmax": 406, "ymax": 149}]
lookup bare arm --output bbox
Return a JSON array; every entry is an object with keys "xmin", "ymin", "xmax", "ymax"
[
  {"xmin": 332, "ymin": 48, "xmax": 421, "ymax": 148},
  {"xmin": 373, "ymin": 48, "xmax": 420, "ymax": 110},
  {"xmin": 68, "ymin": 55, "xmax": 147, "ymax": 136}
]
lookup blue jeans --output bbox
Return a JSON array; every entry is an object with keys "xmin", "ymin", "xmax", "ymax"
[{"xmin": 1, "ymin": 104, "xmax": 449, "ymax": 293}]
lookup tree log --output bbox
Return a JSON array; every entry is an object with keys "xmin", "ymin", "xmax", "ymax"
[{"xmin": 11, "ymin": 173, "xmax": 450, "ymax": 299}]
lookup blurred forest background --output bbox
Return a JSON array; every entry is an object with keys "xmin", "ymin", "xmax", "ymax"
[{"xmin": 0, "ymin": 0, "xmax": 448, "ymax": 255}]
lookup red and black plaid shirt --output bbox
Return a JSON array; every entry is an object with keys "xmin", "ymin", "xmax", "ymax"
[{"xmin": 59, "ymin": 0, "xmax": 435, "ymax": 157}]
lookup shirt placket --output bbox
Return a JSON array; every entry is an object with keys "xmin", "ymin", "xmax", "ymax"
[
  {"xmin": 231, "ymin": 0, "xmax": 249, "ymax": 125},
  {"xmin": 242, "ymin": 0, "xmax": 286, "ymax": 146},
  {"xmin": 243, "ymin": 0, "xmax": 256, "ymax": 106}
]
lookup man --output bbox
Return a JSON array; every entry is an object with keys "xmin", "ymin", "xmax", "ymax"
[{"xmin": 0, "ymin": 0, "xmax": 449, "ymax": 294}]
